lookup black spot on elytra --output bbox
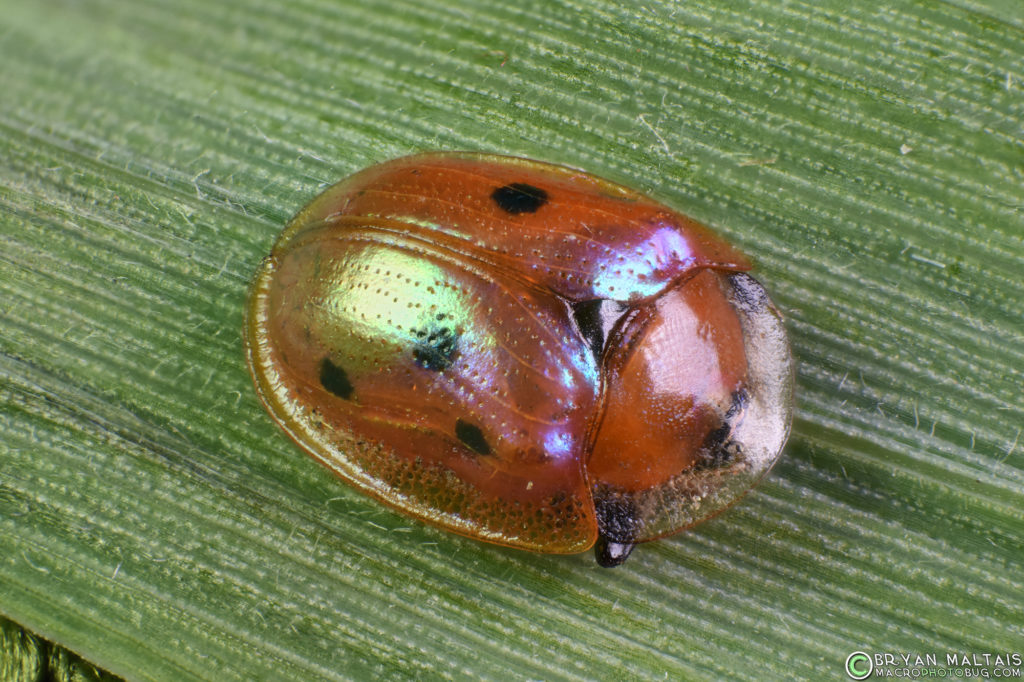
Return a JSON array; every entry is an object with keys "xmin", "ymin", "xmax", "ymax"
[
  {"xmin": 697, "ymin": 389, "xmax": 749, "ymax": 469},
  {"xmin": 411, "ymin": 316, "xmax": 458, "ymax": 371},
  {"xmin": 725, "ymin": 272, "xmax": 768, "ymax": 314},
  {"xmin": 455, "ymin": 419, "xmax": 491, "ymax": 455},
  {"xmin": 319, "ymin": 357, "xmax": 354, "ymax": 400},
  {"xmin": 569, "ymin": 299, "xmax": 630, "ymax": 362},
  {"xmin": 491, "ymin": 182, "xmax": 549, "ymax": 214},
  {"xmin": 595, "ymin": 494, "xmax": 640, "ymax": 544}
]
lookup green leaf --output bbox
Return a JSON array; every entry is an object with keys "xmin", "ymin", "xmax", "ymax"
[
  {"xmin": 1, "ymin": 615, "xmax": 124, "ymax": 682},
  {"xmin": 2, "ymin": 0, "xmax": 1021, "ymax": 680}
]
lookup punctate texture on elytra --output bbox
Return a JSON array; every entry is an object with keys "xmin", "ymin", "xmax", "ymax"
[{"xmin": 244, "ymin": 152, "xmax": 794, "ymax": 567}]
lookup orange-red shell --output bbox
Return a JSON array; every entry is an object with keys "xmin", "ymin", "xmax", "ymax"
[{"xmin": 244, "ymin": 152, "xmax": 794, "ymax": 566}]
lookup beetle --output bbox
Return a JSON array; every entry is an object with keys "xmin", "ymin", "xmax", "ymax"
[{"xmin": 244, "ymin": 152, "xmax": 794, "ymax": 566}]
